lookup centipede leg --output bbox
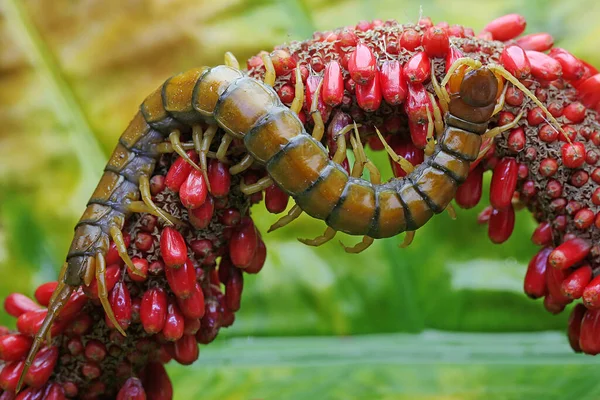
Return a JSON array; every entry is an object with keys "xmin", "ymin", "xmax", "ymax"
[
  {"xmin": 342, "ymin": 236, "xmax": 375, "ymax": 253},
  {"xmin": 268, "ymin": 204, "xmax": 302, "ymax": 233},
  {"xmin": 261, "ymin": 54, "xmax": 276, "ymax": 87},
  {"xmin": 16, "ymin": 284, "xmax": 74, "ymax": 392},
  {"xmin": 82, "ymin": 255, "xmax": 96, "ymax": 287},
  {"xmin": 492, "ymin": 82, "xmax": 509, "ymax": 116},
  {"xmin": 96, "ymin": 252, "xmax": 127, "ymax": 337},
  {"xmin": 192, "ymin": 124, "xmax": 211, "ymax": 192},
  {"xmin": 138, "ymin": 174, "xmax": 180, "ymax": 226},
  {"xmin": 169, "ymin": 130, "xmax": 202, "ymax": 171},
  {"xmin": 197, "ymin": 125, "xmax": 217, "ymax": 188},
  {"xmin": 427, "ymin": 92, "xmax": 444, "ymax": 138},
  {"xmin": 48, "ymin": 262, "xmax": 68, "ymax": 307},
  {"xmin": 240, "ymin": 176, "xmax": 273, "ymax": 195},
  {"xmin": 400, "ymin": 231, "xmax": 416, "ymax": 248},
  {"xmin": 109, "ymin": 223, "xmax": 139, "ymax": 277},
  {"xmin": 309, "ymin": 79, "xmax": 325, "ymax": 141},
  {"xmin": 298, "ymin": 227, "xmax": 337, "ymax": 246},
  {"xmin": 431, "ymin": 62, "xmax": 449, "ymax": 114},
  {"xmin": 290, "ymin": 67, "xmax": 305, "ymax": 115},
  {"xmin": 477, "ymin": 111, "xmax": 525, "ymax": 159},
  {"xmin": 374, "ymin": 127, "xmax": 415, "ymax": 175},
  {"xmin": 224, "ymin": 52, "xmax": 240, "ymax": 69},
  {"xmin": 424, "ymin": 105, "xmax": 436, "ymax": 157},
  {"xmin": 229, "ymin": 153, "xmax": 253, "ymax": 175},
  {"xmin": 446, "ymin": 204, "xmax": 458, "ymax": 220},
  {"xmin": 216, "ymin": 134, "xmax": 233, "ymax": 163}
]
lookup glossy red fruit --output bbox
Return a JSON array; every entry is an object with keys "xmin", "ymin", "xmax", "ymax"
[
  {"xmin": 531, "ymin": 222, "xmax": 553, "ymax": 246},
  {"xmin": 561, "ymin": 265, "xmax": 592, "ymax": 299},
  {"xmin": 0, "ymin": 360, "xmax": 25, "ymax": 392},
  {"xmin": 17, "ymin": 310, "xmax": 65, "ymax": 337},
  {"xmin": 44, "ymin": 383, "xmax": 67, "ymax": 400},
  {"xmin": 160, "ymin": 227, "xmax": 187, "ymax": 269},
  {"xmin": 4, "ymin": 293, "xmax": 42, "ymax": 318},
  {"xmin": 561, "ymin": 142, "xmax": 586, "ymax": 169},
  {"xmin": 548, "ymin": 238, "xmax": 591, "ymax": 270},
  {"xmin": 574, "ymin": 208, "xmax": 595, "ymax": 230},
  {"xmin": 108, "ymin": 281, "xmax": 132, "ymax": 332},
  {"xmin": 117, "ymin": 377, "xmax": 147, "ymax": 400},
  {"xmin": 34, "ymin": 282, "xmax": 58, "ymax": 307},
  {"xmin": 516, "ymin": 32, "xmax": 554, "ymax": 51},
  {"xmin": 86, "ymin": 264, "xmax": 121, "ymax": 299},
  {"xmin": 563, "ymin": 102, "xmax": 586, "ymax": 123},
  {"xmin": 488, "ymin": 206, "xmax": 515, "ymax": 244},
  {"xmin": 380, "ymin": 60, "xmax": 407, "ymax": 105},
  {"xmin": 580, "ymin": 308, "xmax": 600, "ymax": 354},
  {"xmin": 490, "ymin": 157, "xmax": 518, "ymax": 210},
  {"xmin": 400, "ymin": 28, "xmax": 421, "ymax": 51},
  {"xmin": 226, "ymin": 268, "xmax": 244, "ymax": 312},
  {"xmin": 549, "ymin": 48, "xmax": 584, "ymax": 81},
  {"xmin": 141, "ymin": 362, "xmax": 173, "ymax": 400},
  {"xmin": 567, "ymin": 304, "xmax": 585, "ymax": 352},
  {"xmin": 24, "ymin": 346, "xmax": 58, "ymax": 388},
  {"xmin": 583, "ymin": 275, "xmax": 600, "ymax": 308},
  {"xmin": 207, "ymin": 159, "xmax": 231, "ymax": 198},
  {"xmin": 507, "ymin": 127, "xmax": 526, "ymax": 152},
  {"xmin": 166, "ymin": 259, "xmax": 197, "ymax": 299},
  {"xmin": 445, "ymin": 46, "xmax": 463, "ymax": 74},
  {"xmin": 189, "ymin": 195, "xmax": 214, "ymax": 230},
  {"xmin": 538, "ymin": 158, "xmax": 558, "ymax": 177},
  {"xmin": 229, "ymin": 218, "xmax": 258, "ymax": 268},
  {"xmin": 176, "ymin": 283, "xmax": 205, "ymax": 320},
  {"xmin": 0, "ymin": 334, "xmax": 33, "ymax": 361},
  {"xmin": 483, "ymin": 14, "xmax": 526, "ymax": 41},
  {"xmin": 106, "ymin": 233, "xmax": 130, "ymax": 266},
  {"xmin": 173, "ymin": 335, "xmax": 199, "ymax": 365},
  {"xmin": 404, "ymin": 83, "xmax": 432, "ymax": 149},
  {"xmin": 577, "ymin": 74, "xmax": 600, "ymax": 108},
  {"xmin": 165, "ymin": 151, "xmax": 199, "ymax": 192},
  {"xmin": 140, "ymin": 288, "xmax": 167, "ymax": 334},
  {"xmin": 500, "ymin": 45, "xmax": 531, "ymax": 79},
  {"xmin": 348, "ymin": 43, "xmax": 377, "ymax": 85},
  {"xmin": 524, "ymin": 247, "xmax": 551, "ymax": 299},
  {"xmin": 322, "ymin": 61, "xmax": 344, "ymax": 106},
  {"xmin": 356, "ymin": 70, "xmax": 382, "ymax": 112},
  {"xmin": 403, "ymin": 52, "xmax": 431, "ymax": 83},
  {"xmin": 127, "ymin": 257, "xmax": 148, "ymax": 283},
  {"xmin": 270, "ymin": 49, "xmax": 296, "ymax": 76},
  {"xmin": 265, "ymin": 184, "xmax": 289, "ymax": 214},
  {"xmin": 455, "ymin": 166, "xmax": 483, "ymax": 209},
  {"xmin": 525, "ymin": 51, "xmax": 562, "ymax": 81},
  {"xmin": 162, "ymin": 300, "xmax": 185, "ymax": 342},
  {"xmin": 180, "ymin": 169, "xmax": 207, "ymax": 209},
  {"xmin": 245, "ymin": 238, "xmax": 267, "ymax": 274},
  {"xmin": 422, "ymin": 27, "xmax": 449, "ymax": 57}
]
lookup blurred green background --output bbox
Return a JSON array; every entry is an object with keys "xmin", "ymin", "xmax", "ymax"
[{"xmin": 1, "ymin": 0, "xmax": 600, "ymax": 398}]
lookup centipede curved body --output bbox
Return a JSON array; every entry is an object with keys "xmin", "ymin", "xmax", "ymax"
[{"xmin": 11, "ymin": 13, "xmax": 600, "ymax": 396}]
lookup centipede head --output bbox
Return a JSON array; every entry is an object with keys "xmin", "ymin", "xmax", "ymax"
[{"xmin": 448, "ymin": 67, "xmax": 500, "ymax": 124}]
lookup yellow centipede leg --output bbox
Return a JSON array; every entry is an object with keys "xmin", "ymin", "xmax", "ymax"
[
  {"xmin": 375, "ymin": 127, "xmax": 415, "ymax": 175},
  {"xmin": 82, "ymin": 256, "xmax": 96, "ymax": 287},
  {"xmin": 268, "ymin": 204, "xmax": 303, "ymax": 233},
  {"xmin": 400, "ymin": 231, "xmax": 416, "ymax": 248},
  {"xmin": 290, "ymin": 67, "xmax": 305, "ymax": 115},
  {"xmin": 139, "ymin": 174, "xmax": 179, "ymax": 226},
  {"xmin": 427, "ymin": 92, "xmax": 444, "ymax": 138},
  {"xmin": 446, "ymin": 204, "xmax": 458, "ymax": 220},
  {"xmin": 342, "ymin": 236, "xmax": 375, "ymax": 253},
  {"xmin": 48, "ymin": 262, "xmax": 68, "ymax": 307},
  {"xmin": 310, "ymin": 79, "xmax": 325, "ymax": 141},
  {"xmin": 224, "ymin": 52, "xmax": 240, "ymax": 69},
  {"xmin": 109, "ymin": 223, "xmax": 138, "ymax": 276},
  {"xmin": 229, "ymin": 153, "xmax": 253, "ymax": 175},
  {"xmin": 169, "ymin": 130, "xmax": 202, "ymax": 171},
  {"xmin": 431, "ymin": 61, "xmax": 449, "ymax": 114},
  {"xmin": 240, "ymin": 176, "xmax": 273, "ymax": 195},
  {"xmin": 216, "ymin": 134, "xmax": 233, "ymax": 163},
  {"xmin": 126, "ymin": 201, "xmax": 184, "ymax": 226},
  {"xmin": 262, "ymin": 53, "xmax": 276, "ymax": 87},
  {"xmin": 197, "ymin": 125, "xmax": 217, "ymax": 186},
  {"xmin": 424, "ymin": 106, "xmax": 436, "ymax": 157},
  {"xmin": 298, "ymin": 227, "xmax": 337, "ymax": 246},
  {"xmin": 96, "ymin": 252, "xmax": 127, "ymax": 337},
  {"xmin": 483, "ymin": 111, "xmax": 524, "ymax": 141},
  {"xmin": 192, "ymin": 124, "xmax": 211, "ymax": 192},
  {"xmin": 493, "ymin": 81, "xmax": 509, "ymax": 116}
]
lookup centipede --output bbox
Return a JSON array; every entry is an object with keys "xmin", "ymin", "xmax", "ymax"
[{"xmin": 1, "ymin": 12, "xmax": 600, "ymax": 399}]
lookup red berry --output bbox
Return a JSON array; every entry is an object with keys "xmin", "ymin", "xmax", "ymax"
[
  {"xmin": 531, "ymin": 222, "xmax": 552, "ymax": 246},
  {"xmin": 229, "ymin": 218, "xmax": 258, "ymax": 268},
  {"xmin": 525, "ymin": 50, "xmax": 562, "ymax": 81},
  {"xmin": 265, "ymin": 184, "xmax": 289, "ymax": 214},
  {"xmin": 548, "ymin": 238, "xmax": 591, "ymax": 270},
  {"xmin": 380, "ymin": 60, "xmax": 407, "ymax": 105},
  {"xmin": 561, "ymin": 142, "xmax": 586, "ymax": 168},
  {"xmin": 165, "ymin": 151, "xmax": 199, "ymax": 192},
  {"xmin": 127, "ymin": 257, "xmax": 149, "ymax": 282},
  {"xmin": 403, "ymin": 52, "xmax": 431, "ymax": 83},
  {"xmin": 225, "ymin": 268, "xmax": 244, "ymax": 312},
  {"xmin": 524, "ymin": 247, "xmax": 551, "ymax": 299},
  {"xmin": 108, "ymin": 281, "xmax": 132, "ymax": 332},
  {"xmin": 356, "ymin": 70, "xmax": 382, "ymax": 112},
  {"xmin": 86, "ymin": 264, "xmax": 121, "ymax": 299},
  {"xmin": 483, "ymin": 13, "xmax": 526, "ymax": 41},
  {"xmin": 490, "ymin": 157, "xmax": 518, "ymax": 210},
  {"xmin": 549, "ymin": 48, "xmax": 585, "ymax": 81},
  {"xmin": 207, "ymin": 159, "xmax": 231, "ymax": 198},
  {"xmin": 561, "ymin": 265, "xmax": 593, "ymax": 299},
  {"xmin": 563, "ymin": 102, "xmax": 586, "ymax": 123},
  {"xmin": 34, "ymin": 281, "xmax": 58, "ymax": 307},
  {"xmin": 160, "ymin": 227, "xmax": 188, "ymax": 269},
  {"xmin": 488, "ymin": 206, "xmax": 515, "ymax": 244},
  {"xmin": 0, "ymin": 334, "xmax": 33, "ymax": 361},
  {"xmin": 245, "ymin": 238, "xmax": 267, "ymax": 274},
  {"xmin": 580, "ymin": 309, "xmax": 600, "ymax": 354},
  {"xmin": 348, "ymin": 43, "xmax": 376, "ymax": 85},
  {"xmin": 400, "ymin": 28, "xmax": 421, "ymax": 51},
  {"xmin": 117, "ymin": 377, "xmax": 147, "ymax": 400},
  {"xmin": 162, "ymin": 300, "xmax": 185, "ymax": 342},
  {"xmin": 84, "ymin": 340, "xmax": 107, "ymax": 363},
  {"xmin": 173, "ymin": 335, "xmax": 199, "ymax": 365},
  {"xmin": 140, "ymin": 288, "xmax": 167, "ymax": 334},
  {"xmin": 455, "ymin": 166, "xmax": 483, "ymax": 209},
  {"xmin": 568, "ymin": 304, "xmax": 586, "ymax": 352},
  {"xmin": 176, "ymin": 283, "xmax": 205, "ymax": 320},
  {"xmin": 189, "ymin": 195, "xmax": 214, "ymax": 230},
  {"xmin": 270, "ymin": 49, "xmax": 296, "ymax": 76},
  {"xmin": 322, "ymin": 61, "xmax": 344, "ymax": 106},
  {"xmin": 166, "ymin": 259, "xmax": 197, "ymax": 299},
  {"xmin": 507, "ymin": 127, "xmax": 526, "ymax": 152},
  {"xmin": 141, "ymin": 362, "xmax": 173, "ymax": 400},
  {"xmin": 4, "ymin": 293, "xmax": 42, "ymax": 318},
  {"xmin": 180, "ymin": 169, "xmax": 207, "ymax": 209},
  {"xmin": 516, "ymin": 32, "xmax": 554, "ymax": 52},
  {"xmin": 422, "ymin": 27, "xmax": 449, "ymax": 57},
  {"xmin": 500, "ymin": 45, "xmax": 531, "ymax": 79}
]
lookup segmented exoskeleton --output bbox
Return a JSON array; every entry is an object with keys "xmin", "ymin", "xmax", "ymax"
[{"xmin": 18, "ymin": 45, "xmax": 567, "ymax": 388}]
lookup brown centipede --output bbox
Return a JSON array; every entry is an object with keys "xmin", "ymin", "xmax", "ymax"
[{"xmin": 15, "ymin": 20, "xmax": 573, "ymax": 391}]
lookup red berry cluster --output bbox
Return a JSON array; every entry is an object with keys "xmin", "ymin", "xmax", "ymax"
[
  {"xmin": 248, "ymin": 15, "xmax": 600, "ymax": 354},
  {"xmin": 0, "ymin": 127, "xmax": 268, "ymax": 399}
]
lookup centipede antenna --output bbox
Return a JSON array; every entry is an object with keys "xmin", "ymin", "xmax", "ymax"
[
  {"xmin": 261, "ymin": 53, "xmax": 276, "ymax": 87},
  {"xmin": 268, "ymin": 204, "xmax": 303, "ymax": 232},
  {"xmin": 224, "ymin": 52, "xmax": 240, "ymax": 69},
  {"xmin": 290, "ymin": 67, "xmax": 305, "ymax": 115},
  {"xmin": 17, "ymin": 284, "xmax": 74, "ymax": 392},
  {"xmin": 492, "ymin": 81, "xmax": 509, "ymax": 116},
  {"xmin": 298, "ymin": 226, "xmax": 337, "ymax": 246},
  {"xmin": 441, "ymin": 57, "xmax": 482, "ymax": 92},
  {"xmin": 309, "ymin": 79, "xmax": 325, "ymax": 141},
  {"xmin": 488, "ymin": 64, "xmax": 571, "ymax": 144},
  {"xmin": 169, "ymin": 130, "xmax": 202, "ymax": 171},
  {"xmin": 229, "ymin": 153, "xmax": 254, "ymax": 175},
  {"xmin": 192, "ymin": 124, "xmax": 211, "ymax": 193},
  {"xmin": 374, "ymin": 127, "xmax": 415, "ymax": 174},
  {"xmin": 96, "ymin": 252, "xmax": 127, "ymax": 337},
  {"xmin": 216, "ymin": 134, "xmax": 233, "ymax": 163},
  {"xmin": 400, "ymin": 231, "xmax": 415, "ymax": 248}
]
